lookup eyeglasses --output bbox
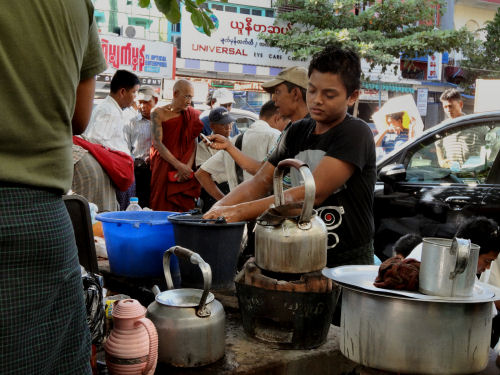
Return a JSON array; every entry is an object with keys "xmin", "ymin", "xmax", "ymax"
[{"xmin": 184, "ymin": 94, "xmax": 194, "ymax": 100}]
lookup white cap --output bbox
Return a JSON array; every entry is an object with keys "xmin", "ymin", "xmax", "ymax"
[{"xmin": 212, "ymin": 88, "xmax": 235, "ymax": 105}]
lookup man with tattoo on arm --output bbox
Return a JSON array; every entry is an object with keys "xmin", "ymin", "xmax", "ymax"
[{"xmin": 149, "ymin": 79, "xmax": 203, "ymax": 211}]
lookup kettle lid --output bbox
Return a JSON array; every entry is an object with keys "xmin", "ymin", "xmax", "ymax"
[
  {"xmin": 112, "ymin": 299, "xmax": 147, "ymax": 319},
  {"xmin": 155, "ymin": 288, "xmax": 214, "ymax": 307}
]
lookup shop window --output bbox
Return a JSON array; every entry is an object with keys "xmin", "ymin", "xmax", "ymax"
[
  {"xmin": 225, "ymin": 6, "xmax": 237, "ymax": 12},
  {"xmin": 265, "ymin": 9, "xmax": 274, "ymax": 17},
  {"xmin": 240, "ymin": 8, "xmax": 250, "ymax": 14},
  {"xmin": 128, "ymin": 17, "xmax": 153, "ymax": 29},
  {"xmin": 211, "ymin": 4, "xmax": 223, "ymax": 11},
  {"xmin": 171, "ymin": 23, "xmax": 181, "ymax": 33},
  {"xmin": 252, "ymin": 9, "xmax": 262, "ymax": 16}
]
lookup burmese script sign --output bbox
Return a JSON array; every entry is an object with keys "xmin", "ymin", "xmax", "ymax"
[
  {"xmin": 180, "ymin": 8, "xmax": 307, "ymax": 68},
  {"xmin": 99, "ymin": 35, "xmax": 175, "ymax": 79}
]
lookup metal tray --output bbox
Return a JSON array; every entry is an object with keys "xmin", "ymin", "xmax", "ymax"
[{"xmin": 322, "ymin": 265, "xmax": 500, "ymax": 303}]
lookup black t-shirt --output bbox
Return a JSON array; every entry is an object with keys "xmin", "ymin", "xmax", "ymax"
[{"xmin": 268, "ymin": 114, "xmax": 376, "ymax": 266}]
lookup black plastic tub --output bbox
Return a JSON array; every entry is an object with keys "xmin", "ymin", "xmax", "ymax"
[{"xmin": 168, "ymin": 214, "xmax": 246, "ymax": 290}]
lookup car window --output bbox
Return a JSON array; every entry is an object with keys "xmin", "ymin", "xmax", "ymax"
[
  {"xmin": 405, "ymin": 122, "xmax": 500, "ymax": 184},
  {"xmin": 234, "ymin": 115, "xmax": 255, "ymax": 133}
]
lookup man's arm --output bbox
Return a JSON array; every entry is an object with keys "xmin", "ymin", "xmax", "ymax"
[
  {"xmin": 204, "ymin": 156, "xmax": 355, "ymax": 222},
  {"xmin": 72, "ymin": 77, "xmax": 96, "ymax": 135},
  {"xmin": 151, "ymin": 109, "xmax": 193, "ymax": 180},
  {"xmin": 195, "ymin": 169, "xmax": 225, "ymax": 200},
  {"xmin": 208, "ymin": 134, "xmax": 262, "ymax": 175}
]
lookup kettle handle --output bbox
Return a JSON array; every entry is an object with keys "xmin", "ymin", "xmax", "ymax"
[
  {"xmin": 449, "ymin": 238, "xmax": 471, "ymax": 279},
  {"xmin": 135, "ymin": 318, "xmax": 158, "ymax": 375},
  {"xmin": 163, "ymin": 246, "xmax": 212, "ymax": 317},
  {"xmin": 274, "ymin": 158, "xmax": 315, "ymax": 228}
]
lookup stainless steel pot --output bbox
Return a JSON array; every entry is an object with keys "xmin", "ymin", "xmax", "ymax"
[
  {"xmin": 255, "ymin": 159, "xmax": 327, "ymax": 273},
  {"xmin": 146, "ymin": 246, "xmax": 225, "ymax": 367},
  {"xmin": 419, "ymin": 237, "xmax": 480, "ymax": 297},
  {"xmin": 340, "ymin": 286, "xmax": 492, "ymax": 374}
]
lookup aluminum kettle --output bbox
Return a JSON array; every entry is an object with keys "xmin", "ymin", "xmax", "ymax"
[
  {"xmin": 146, "ymin": 246, "xmax": 225, "ymax": 367},
  {"xmin": 419, "ymin": 237, "xmax": 480, "ymax": 297},
  {"xmin": 255, "ymin": 159, "xmax": 328, "ymax": 273}
]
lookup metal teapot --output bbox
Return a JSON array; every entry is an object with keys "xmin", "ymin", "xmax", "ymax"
[
  {"xmin": 255, "ymin": 159, "xmax": 328, "ymax": 274},
  {"xmin": 146, "ymin": 246, "xmax": 225, "ymax": 367}
]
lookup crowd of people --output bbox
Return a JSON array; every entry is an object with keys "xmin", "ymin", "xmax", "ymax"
[{"xmin": 3, "ymin": 2, "xmax": 499, "ymax": 371}]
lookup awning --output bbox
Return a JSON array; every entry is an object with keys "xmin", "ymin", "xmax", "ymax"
[
  {"xmin": 402, "ymin": 52, "xmax": 449, "ymax": 64},
  {"xmin": 362, "ymin": 81, "xmax": 415, "ymax": 93}
]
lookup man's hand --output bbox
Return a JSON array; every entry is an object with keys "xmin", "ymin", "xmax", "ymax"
[
  {"xmin": 203, "ymin": 204, "xmax": 243, "ymax": 222},
  {"xmin": 208, "ymin": 134, "xmax": 232, "ymax": 151},
  {"xmin": 176, "ymin": 162, "xmax": 193, "ymax": 182}
]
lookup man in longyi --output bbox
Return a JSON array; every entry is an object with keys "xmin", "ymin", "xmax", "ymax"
[{"xmin": 149, "ymin": 79, "xmax": 203, "ymax": 211}]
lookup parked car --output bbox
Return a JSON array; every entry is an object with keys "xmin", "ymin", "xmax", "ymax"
[
  {"xmin": 374, "ymin": 111, "xmax": 500, "ymax": 259},
  {"xmin": 230, "ymin": 108, "xmax": 259, "ymax": 133}
]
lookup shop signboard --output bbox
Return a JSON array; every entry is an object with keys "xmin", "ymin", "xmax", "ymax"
[
  {"xmin": 180, "ymin": 8, "xmax": 307, "ymax": 68},
  {"xmin": 475, "ymin": 79, "xmax": 500, "ymax": 112},
  {"xmin": 359, "ymin": 89, "xmax": 388, "ymax": 102},
  {"xmin": 99, "ymin": 35, "xmax": 175, "ymax": 79},
  {"xmin": 426, "ymin": 53, "xmax": 442, "ymax": 81},
  {"xmin": 416, "ymin": 88, "xmax": 428, "ymax": 116}
]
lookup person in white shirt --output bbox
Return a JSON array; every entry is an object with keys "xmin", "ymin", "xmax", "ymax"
[
  {"xmin": 195, "ymin": 107, "xmax": 235, "ymax": 212},
  {"xmin": 123, "ymin": 85, "xmax": 158, "ymax": 208},
  {"xmin": 195, "ymin": 101, "xmax": 283, "ymax": 202},
  {"xmin": 83, "ymin": 69, "xmax": 140, "ymax": 209}
]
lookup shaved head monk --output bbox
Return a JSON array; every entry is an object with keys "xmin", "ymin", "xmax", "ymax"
[{"xmin": 149, "ymin": 79, "xmax": 203, "ymax": 211}]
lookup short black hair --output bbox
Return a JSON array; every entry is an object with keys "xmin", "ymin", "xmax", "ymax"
[
  {"xmin": 455, "ymin": 216, "xmax": 499, "ymax": 255},
  {"xmin": 110, "ymin": 70, "xmax": 140, "ymax": 93},
  {"xmin": 259, "ymin": 100, "xmax": 279, "ymax": 119},
  {"xmin": 283, "ymin": 82, "xmax": 307, "ymax": 102},
  {"xmin": 440, "ymin": 88, "xmax": 462, "ymax": 103},
  {"xmin": 308, "ymin": 45, "xmax": 361, "ymax": 97},
  {"xmin": 393, "ymin": 233, "xmax": 422, "ymax": 258},
  {"xmin": 387, "ymin": 111, "xmax": 405, "ymax": 122}
]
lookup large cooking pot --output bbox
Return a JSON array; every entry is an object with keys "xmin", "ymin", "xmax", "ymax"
[
  {"xmin": 255, "ymin": 159, "xmax": 327, "ymax": 273},
  {"xmin": 419, "ymin": 237, "xmax": 480, "ymax": 297},
  {"xmin": 324, "ymin": 266, "xmax": 494, "ymax": 374},
  {"xmin": 146, "ymin": 246, "xmax": 225, "ymax": 367},
  {"xmin": 340, "ymin": 286, "xmax": 492, "ymax": 374}
]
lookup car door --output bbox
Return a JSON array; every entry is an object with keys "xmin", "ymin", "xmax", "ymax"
[{"xmin": 374, "ymin": 116, "xmax": 500, "ymax": 259}]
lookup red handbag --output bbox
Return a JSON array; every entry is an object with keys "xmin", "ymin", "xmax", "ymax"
[{"xmin": 73, "ymin": 136, "xmax": 134, "ymax": 192}]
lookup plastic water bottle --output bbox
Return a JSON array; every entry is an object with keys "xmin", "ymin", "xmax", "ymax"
[{"xmin": 125, "ymin": 197, "xmax": 142, "ymax": 211}]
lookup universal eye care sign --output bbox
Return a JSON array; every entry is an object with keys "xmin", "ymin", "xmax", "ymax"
[{"xmin": 180, "ymin": 8, "xmax": 305, "ymax": 68}]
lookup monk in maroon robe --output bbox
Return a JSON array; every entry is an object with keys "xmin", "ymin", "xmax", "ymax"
[{"xmin": 150, "ymin": 79, "xmax": 203, "ymax": 211}]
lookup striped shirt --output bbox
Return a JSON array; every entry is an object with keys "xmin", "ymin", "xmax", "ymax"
[{"xmin": 123, "ymin": 114, "xmax": 152, "ymax": 161}]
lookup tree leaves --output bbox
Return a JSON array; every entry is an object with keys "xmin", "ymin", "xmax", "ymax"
[
  {"xmin": 262, "ymin": 0, "xmax": 474, "ymax": 76},
  {"xmin": 137, "ymin": 0, "xmax": 216, "ymax": 35}
]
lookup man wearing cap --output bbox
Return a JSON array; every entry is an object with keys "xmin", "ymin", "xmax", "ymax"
[
  {"xmin": 195, "ymin": 107, "xmax": 235, "ymax": 212},
  {"xmin": 205, "ymin": 66, "xmax": 309, "ymax": 179},
  {"xmin": 124, "ymin": 85, "xmax": 159, "ymax": 207},
  {"xmin": 261, "ymin": 66, "xmax": 309, "ymax": 125},
  {"xmin": 200, "ymin": 88, "xmax": 240, "ymax": 138}
]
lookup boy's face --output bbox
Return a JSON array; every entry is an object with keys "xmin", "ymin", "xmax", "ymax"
[
  {"xmin": 306, "ymin": 70, "xmax": 358, "ymax": 127},
  {"xmin": 477, "ymin": 250, "xmax": 498, "ymax": 274}
]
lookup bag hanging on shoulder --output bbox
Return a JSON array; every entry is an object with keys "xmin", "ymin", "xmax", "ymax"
[{"xmin": 73, "ymin": 136, "xmax": 134, "ymax": 192}]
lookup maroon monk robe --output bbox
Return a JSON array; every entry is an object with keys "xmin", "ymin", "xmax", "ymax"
[{"xmin": 149, "ymin": 106, "xmax": 203, "ymax": 212}]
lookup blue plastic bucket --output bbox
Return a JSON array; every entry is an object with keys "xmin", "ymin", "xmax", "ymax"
[{"xmin": 96, "ymin": 211, "xmax": 179, "ymax": 279}]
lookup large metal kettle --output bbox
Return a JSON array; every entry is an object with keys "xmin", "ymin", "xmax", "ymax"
[
  {"xmin": 146, "ymin": 246, "xmax": 225, "ymax": 367},
  {"xmin": 255, "ymin": 159, "xmax": 328, "ymax": 273}
]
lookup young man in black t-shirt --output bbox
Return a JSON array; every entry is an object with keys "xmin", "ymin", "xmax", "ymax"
[{"xmin": 204, "ymin": 46, "xmax": 376, "ymax": 267}]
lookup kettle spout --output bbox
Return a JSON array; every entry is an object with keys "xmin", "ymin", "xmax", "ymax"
[{"xmin": 152, "ymin": 285, "xmax": 161, "ymax": 296}]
